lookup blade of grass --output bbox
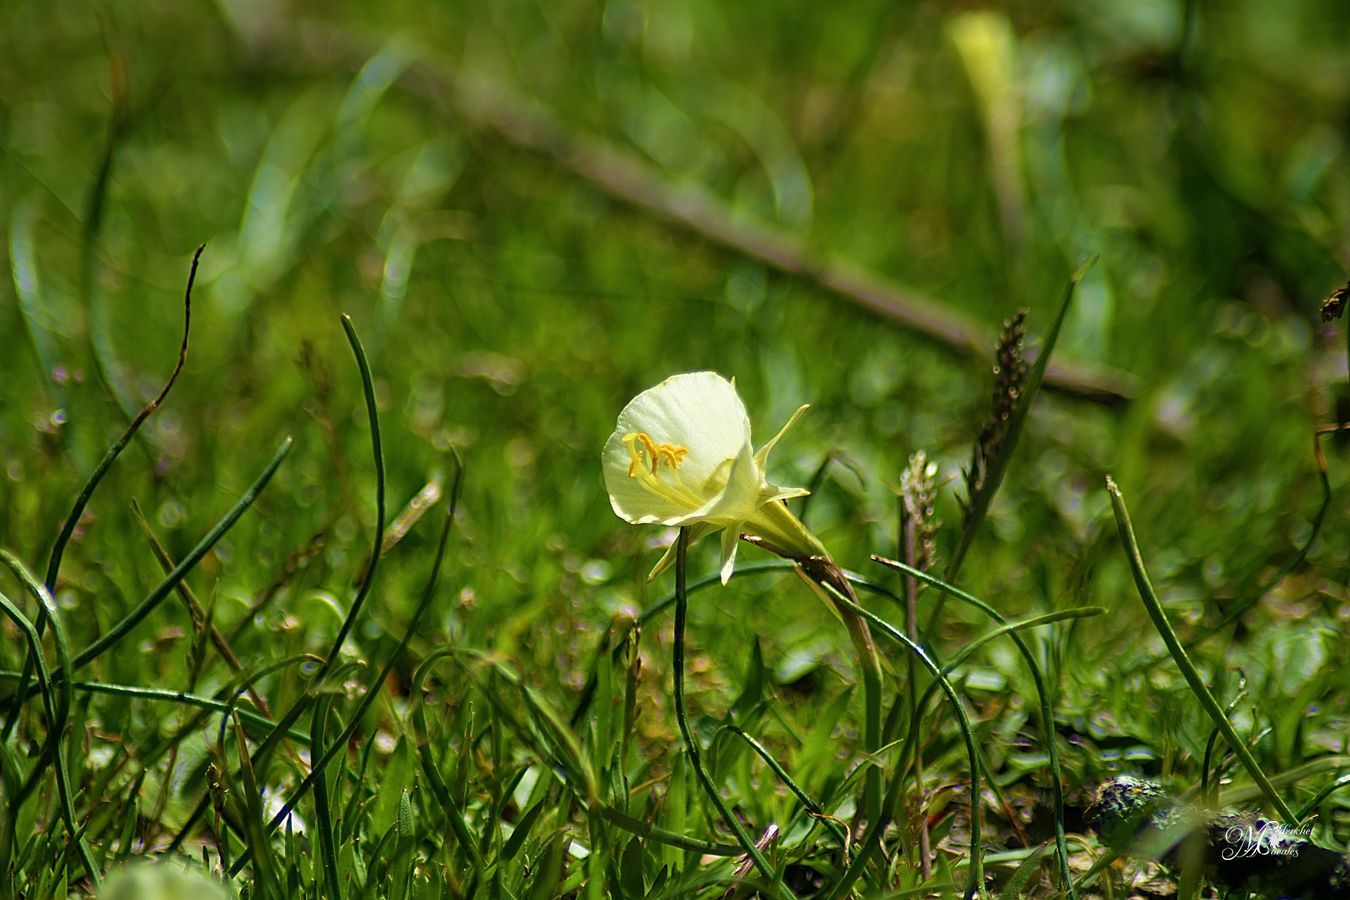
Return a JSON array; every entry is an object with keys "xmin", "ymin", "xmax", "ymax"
[
  {"xmin": 320, "ymin": 313, "xmax": 387, "ymax": 672},
  {"xmin": 310, "ymin": 692, "xmax": 343, "ymax": 900},
  {"xmin": 817, "ymin": 581, "xmax": 983, "ymax": 900},
  {"xmin": 1, "ymin": 246, "xmax": 201, "ymax": 742},
  {"xmin": 172, "ymin": 314, "xmax": 385, "ymax": 854},
  {"xmin": 0, "ymin": 553, "xmax": 81, "ymax": 810},
  {"xmin": 128, "ymin": 497, "xmax": 272, "ymax": 716},
  {"xmin": 0, "ymin": 587, "xmax": 98, "ymax": 886},
  {"xmin": 595, "ymin": 806, "xmax": 745, "ymax": 856},
  {"xmin": 226, "ymin": 453, "xmax": 463, "ymax": 877},
  {"xmin": 716, "ymin": 724, "xmax": 851, "ymax": 849},
  {"xmin": 228, "ymin": 713, "xmax": 283, "ymax": 897},
  {"xmin": 412, "ymin": 651, "xmax": 484, "ymax": 886},
  {"xmin": 998, "ymin": 843, "xmax": 1054, "ymax": 900},
  {"xmin": 63, "ymin": 434, "xmax": 293, "ymax": 675},
  {"xmin": 1296, "ymin": 773, "xmax": 1350, "ymax": 819},
  {"xmin": 0, "ymin": 675, "xmax": 309, "ymax": 742},
  {"xmin": 1105, "ymin": 476, "xmax": 1296, "ymax": 823},
  {"xmin": 46, "ymin": 244, "xmax": 200, "ymax": 594},
  {"xmin": 872, "ymin": 556, "xmax": 1080, "ymax": 897}
]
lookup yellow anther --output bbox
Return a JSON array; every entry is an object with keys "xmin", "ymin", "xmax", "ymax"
[{"xmin": 623, "ymin": 432, "xmax": 688, "ymax": 478}]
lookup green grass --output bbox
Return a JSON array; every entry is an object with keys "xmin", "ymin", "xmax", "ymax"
[{"xmin": 2, "ymin": 0, "xmax": 1348, "ymax": 897}]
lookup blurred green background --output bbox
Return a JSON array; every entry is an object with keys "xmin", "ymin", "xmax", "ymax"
[{"xmin": 1, "ymin": 0, "xmax": 1348, "ymax": 892}]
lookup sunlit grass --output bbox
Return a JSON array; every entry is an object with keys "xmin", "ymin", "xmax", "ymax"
[{"xmin": 2, "ymin": 1, "xmax": 1348, "ymax": 897}]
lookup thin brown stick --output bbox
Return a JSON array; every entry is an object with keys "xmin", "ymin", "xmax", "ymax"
[
  {"xmin": 449, "ymin": 74, "xmax": 1132, "ymax": 403},
  {"xmin": 241, "ymin": 19, "xmax": 1134, "ymax": 404}
]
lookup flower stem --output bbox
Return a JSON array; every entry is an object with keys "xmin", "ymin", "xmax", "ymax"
[
  {"xmin": 798, "ymin": 558, "xmax": 884, "ymax": 843},
  {"xmin": 672, "ymin": 528, "xmax": 779, "ymax": 887}
]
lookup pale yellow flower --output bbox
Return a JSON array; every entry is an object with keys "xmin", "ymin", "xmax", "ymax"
[{"xmin": 603, "ymin": 371, "xmax": 825, "ymax": 583}]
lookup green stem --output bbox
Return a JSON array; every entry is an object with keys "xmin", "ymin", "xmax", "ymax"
[
  {"xmin": 757, "ymin": 499, "xmax": 885, "ymax": 844},
  {"xmin": 1106, "ymin": 476, "xmax": 1297, "ymax": 823},
  {"xmin": 717, "ymin": 725, "xmax": 851, "ymax": 848},
  {"xmin": 672, "ymin": 528, "xmax": 779, "ymax": 888},
  {"xmin": 797, "ymin": 561, "xmax": 884, "ymax": 836}
]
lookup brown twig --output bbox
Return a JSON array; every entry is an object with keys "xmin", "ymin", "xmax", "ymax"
[
  {"xmin": 237, "ymin": 18, "xmax": 1134, "ymax": 404},
  {"xmin": 449, "ymin": 74, "xmax": 1131, "ymax": 403}
]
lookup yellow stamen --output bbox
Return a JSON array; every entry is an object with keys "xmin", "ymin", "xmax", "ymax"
[{"xmin": 624, "ymin": 432, "xmax": 688, "ymax": 477}]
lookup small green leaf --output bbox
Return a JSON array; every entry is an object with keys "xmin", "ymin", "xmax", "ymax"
[
  {"xmin": 502, "ymin": 797, "xmax": 547, "ymax": 862},
  {"xmin": 370, "ymin": 736, "xmax": 414, "ymax": 837}
]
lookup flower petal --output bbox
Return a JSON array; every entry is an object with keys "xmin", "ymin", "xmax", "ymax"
[
  {"xmin": 700, "ymin": 441, "xmax": 766, "ymax": 526},
  {"xmin": 754, "ymin": 404, "xmax": 809, "ymax": 471},
  {"xmin": 613, "ymin": 372, "xmax": 750, "ymax": 488},
  {"xmin": 647, "ymin": 523, "xmax": 716, "ymax": 580},
  {"xmin": 603, "ymin": 372, "xmax": 754, "ymax": 525},
  {"xmin": 603, "ymin": 429, "xmax": 715, "ymax": 524},
  {"xmin": 762, "ymin": 484, "xmax": 810, "ymax": 504},
  {"xmin": 718, "ymin": 526, "xmax": 739, "ymax": 584}
]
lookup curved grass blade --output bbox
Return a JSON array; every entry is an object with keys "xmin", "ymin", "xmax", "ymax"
[
  {"xmin": 1296, "ymin": 773, "xmax": 1350, "ymax": 820},
  {"xmin": 0, "ymin": 588, "xmax": 98, "ymax": 886},
  {"xmin": 998, "ymin": 842, "xmax": 1054, "ymax": 900},
  {"xmin": 65, "ymin": 435, "xmax": 293, "ymax": 674},
  {"xmin": 817, "ymin": 582, "xmax": 983, "ymax": 900},
  {"xmin": 871, "ymin": 556, "xmax": 1080, "ymax": 896},
  {"xmin": 0, "ymin": 246, "xmax": 201, "ymax": 743},
  {"xmin": 0, "ymin": 552, "xmax": 79, "ymax": 808},
  {"xmin": 319, "ymin": 314, "xmax": 387, "ymax": 671},
  {"xmin": 171, "ymin": 315, "xmax": 388, "ymax": 852},
  {"xmin": 596, "ymin": 805, "xmax": 745, "ymax": 856},
  {"xmin": 46, "ymin": 244, "xmax": 201, "ymax": 593},
  {"xmin": 1106, "ymin": 476, "xmax": 1296, "ymax": 823},
  {"xmin": 0, "ymin": 675, "xmax": 310, "ymax": 743},
  {"xmin": 898, "ymin": 605, "xmax": 1107, "ymax": 788},
  {"xmin": 716, "ymin": 724, "xmax": 850, "ymax": 849},
  {"xmin": 226, "ymin": 453, "xmax": 463, "ymax": 878}
]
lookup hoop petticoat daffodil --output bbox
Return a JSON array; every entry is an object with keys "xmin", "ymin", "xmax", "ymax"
[{"xmin": 603, "ymin": 371, "xmax": 828, "ymax": 583}]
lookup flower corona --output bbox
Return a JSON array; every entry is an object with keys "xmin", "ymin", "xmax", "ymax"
[{"xmin": 603, "ymin": 371, "xmax": 827, "ymax": 583}]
